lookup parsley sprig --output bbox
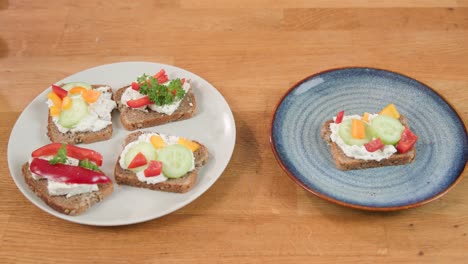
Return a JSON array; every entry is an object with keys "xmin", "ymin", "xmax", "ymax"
[
  {"xmin": 49, "ymin": 144, "xmax": 68, "ymax": 165},
  {"xmin": 79, "ymin": 159, "xmax": 100, "ymax": 172},
  {"xmin": 136, "ymin": 74, "xmax": 186, "ymax": 106}
]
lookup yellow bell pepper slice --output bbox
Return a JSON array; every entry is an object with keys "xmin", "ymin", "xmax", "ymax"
[
  {"xmin": 177, "ymin": 137, "xmax": 200, "ymax": 151},
  {"xmin": 61, "ymin": 96, "xmax": 72, "ymax": 110},
  {"xmin": 47, "ymin": 92, "xmax": 62, "ymax": 108},
  {"xmin": 351, "ymin": 119, "xmax": 366, "ymax": 139},
  {"xmin": 49, "ymin": 105, "xmax": 61, "ymax": 117},
  {"xmin": 150, "ymin": 135, "xmax": 166, "ymax": 149},
  {"xmin": 69, "ymin": 86, "xmax": 87, "ymax": 95},
  {"xmin": 379, "ymin": 103, "xmax": 400, "ymax": 119},
  {"xmin": 82, "ymin": 90, "xmax": 101, "ymax": 103},
  {"xmin": 362, "ymin": 112, "xmax": 370, "ymax": 123}
]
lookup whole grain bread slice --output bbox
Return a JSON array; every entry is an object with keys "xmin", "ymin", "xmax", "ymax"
[
  {"xmin": 114, "ymin": 85, "xmax": 197, "ymax": 131},
  {"xmin": 47, "ymin": 85, "xmax": 115, "ymax": 144},
  {"xmin": 114, "ymin": 131, "xmax": 209, "ymax": 193},
  {"xmin": 22, "ymin": 162, "xmax": 114, "ymax": 216},
  {"xmin": 321, "ymin": 116, "xmax": 416, "ymax": 170}
]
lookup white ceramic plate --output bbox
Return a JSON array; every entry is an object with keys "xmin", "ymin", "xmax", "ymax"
[{"xmin": 8, "ymin": 62, "xmax": 236, "ymax": 226}]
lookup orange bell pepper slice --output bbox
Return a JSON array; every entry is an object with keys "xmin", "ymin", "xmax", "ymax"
[
  {"xmin": 351, "ymin": 119, "xmax": 366, "ymax": 139},
  {"xmin": 69, "ymin": 86, "xmax": 88, "ymax": 95},
  {"xmin": 362, "ymin": 112, "xmax": 370, "ymax": 123},
  {"xmin": 82, "ymin": 90, "xmax": 101, "ymax": 103}
]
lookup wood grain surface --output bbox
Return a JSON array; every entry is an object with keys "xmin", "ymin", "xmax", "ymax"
[{"xmin": 1, "ymin": 0, "xmax": 467, "ymax": 263}]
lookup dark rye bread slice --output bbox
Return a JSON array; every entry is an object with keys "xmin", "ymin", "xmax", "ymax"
[
  {"xmin": 114, "ymin": 85, "xmax": 197, "ymax": 130},
  {"xmin": 114, "ymin": 131, "xmax": 209, "ymax": 193},
  {"xmin": 321, "ymin": 116, "xmax": 416, "ymax": 170},
  {"xmin": 22, "ymin": 162, "xmax": 114, "ymax": 216},
  {"xmin": 47, "ymin": 85, "xmax": 114, "ymax": 144}
]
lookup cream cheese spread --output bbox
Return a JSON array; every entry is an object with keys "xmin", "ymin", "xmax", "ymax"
[
  {"xmin": 121, "ymin": 80, "xmax": 191, "ymax": 115},
  {"xmin": 119, "ymin": 132, "xmax": 196, "ymax": 184},
  {"xmin": 329, "ymin": 114, "xmax": 397, "ymax": 161}
]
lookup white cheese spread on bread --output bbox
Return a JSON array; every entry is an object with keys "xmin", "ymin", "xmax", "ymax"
[{"xmin": 329, "ymin": 114, "xmax": 397, "ymax": 161}]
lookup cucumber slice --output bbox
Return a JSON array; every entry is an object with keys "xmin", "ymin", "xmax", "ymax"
[
  {"xmin": 58, "ymin": 97, "xmax": 88, "ymax": 128},
  {"xmin": 158, "ymin": 144, "xmax": 193, "ymax": 179},
  {"xmin": 61, "ymin": 82, "xmax": 92, "ymax": 91},
  {"xmin": 124, "ymin": 142, "xmax": 157, "ymax": 172},
  {"xmin": 370, "ymin": 115, "xmax": 405, "ymax": 145},
  {"xmin": 338, "ymin": 119, "xmax": 373, "ymax": 146}
]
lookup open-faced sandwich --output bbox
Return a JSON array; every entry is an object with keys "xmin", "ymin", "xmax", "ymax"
[
  {"xmin": 114, "ymin": 69, "xmax": 196, "ymax": 130},
  {"xmin": 46, "ymin": 82, "xmax": 117, "ymax": 144},
  {"xmin": 321, "ymin": 104, "xmax": 418, "ymax": 170},
  {"xmin": 114, "ymin": 131, "xmax": 209, "ymax": 193},
  {"xmin": 22, "ymin": 143, "xmax": 113, "ymax": 215}
]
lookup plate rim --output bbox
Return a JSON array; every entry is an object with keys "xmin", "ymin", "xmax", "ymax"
[
  {"xmin": 270, "ymin": 66, "xmax": 468, "ymax": 211},
  {"xmin": 7, "ymin": 61, "xmax": 236, "ymax": 225}
]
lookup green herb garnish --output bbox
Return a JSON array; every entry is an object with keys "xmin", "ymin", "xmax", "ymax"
[
  {"xmin": 79, "ymin": 159, "xmax": 100, "ymax": 172},
  {"xmin": 137, "ymin": 74, "xmax": 186, "ymax": 106},
  {"xmin": 49, "ymin": 144, "xmax": 68, "ymax": 165}
]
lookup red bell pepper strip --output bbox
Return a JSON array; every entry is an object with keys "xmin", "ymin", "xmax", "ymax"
[
  {"xmin": 396, "ymin": 128, "xmax": 418, "ymax": 153},
  {"xmin": 30, "ymin": 158, "xmax": 110, "ymax": 184},
  {"xmin": 181, "ymin": 78, "xmax": 186, "ymax": 85},
  {"xmin": 157, "ymin": 75, "xmax": 169, "ymax": 84},
  {"xmin": 131, "ymin": 82, "xmax": 140, "ymax": 91},
  {"xmin": 364, "ymin": 138, "xmax": 384, "ymax": 152},
  {"xmin": 31, "ymin": 143, "xmax": 103, "ymax": 166},
  {"xmin": 52, "ymin": 84, "xmax": 68, "ymax": 99},
  {"xmin": 335, "ymin": 110, "xmax": 345, "ymax": 124},
  {"xmin": 127, "ymin": 96, "xmax": 153, "ymax": 108},
  {"xmin": 128, "ymin": 152, "xmax": 148, "ymax": 169},
  {"xmin": 153, "ymin": 69, "xmax": 166, "ymax": 79},
  {"xmin": 144, "ymin": 160, "xmax": 162, "ymax": 177}
]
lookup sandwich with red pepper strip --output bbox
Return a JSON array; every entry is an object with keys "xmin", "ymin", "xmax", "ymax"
[
  {"xmin": 114, "ymin": 69, "xmax": 197, "ymax": 130},
  {"xmin": 22, "ymin": 143, "xmax": 114, "ymax": 215},
  {"xmin": 321, "ymin": 104, "xmax": 418, "ymax": 170}
]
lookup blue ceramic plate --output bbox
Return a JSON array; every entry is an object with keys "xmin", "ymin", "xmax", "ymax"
[{"xmin": 271, "ymin": 67, "xmax": 468, "ymax": 211}]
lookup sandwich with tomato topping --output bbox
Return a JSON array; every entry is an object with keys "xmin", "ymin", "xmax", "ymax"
[
  {"xmin": 114, "ymin": 69, "xmax": 196, "ymax": 130},
  {"xmin": 321, "ymin": 104, "xmax": 418, "ymax": 170},
  {"xmin": 22, "ymin": 143, "xmax": 114, "ymax": 215},
  {"xmin": 46, "ymin": 82, "xmax": 116, "ymax": 144},
  {"xmin": 114, "ymin": 131, "xmax": 209, "ymax": 193}
]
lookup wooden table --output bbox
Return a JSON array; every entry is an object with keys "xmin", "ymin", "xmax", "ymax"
[{"xmin": 1, "ymin": 1, "xmax": 467, "ymax": 263}]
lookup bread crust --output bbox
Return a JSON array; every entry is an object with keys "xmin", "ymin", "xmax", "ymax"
[
  {"xmin": 114, "ymin": 85, "xmax": 197, "ymax": 130},
  {"xmin": 22, "ymin": 162, "xmax": 114, "ymax": 216},
  {"xmin": 321, "ymin": 116, "xmax": 416, "ymax": 170},
  {"xmin": 46, "ymin": 85, "xmax": 115, "ymax": 144},
  {"xmin": 114, "ymin": 131, "xmax": 209, "ymax": 193}
]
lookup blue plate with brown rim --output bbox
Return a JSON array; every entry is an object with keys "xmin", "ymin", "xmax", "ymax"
[{"xmin": 270, "ymin": 67, "xmax": 468, "ymax": 211}]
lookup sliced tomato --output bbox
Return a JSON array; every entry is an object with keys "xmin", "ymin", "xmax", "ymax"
[
  {"xmin": 153, "ymin": 69, "xmax": 166, "ymax": 78},
  {"xmin": 52, "ymin": 84, "xmax": 68, "ymax": 99},
  {"xmin": 364, "ymin": 138, "xmax": 384, "ymax": 152},
  {"xmin": 144, "ymin": 160, "xmax": 162, "ymax": 177},
  {"xmin": 131, "ymin": 82, "xmax": 140, "ymax": 91},
  {"xmin": 31, "ymin": 143, "xmax": 103, "ymax": 166},
  {"xmin": 30, "ymin": 158, "xmax": 110, "ymax": 184},
  {"xmin": 396, "ymin": 128, "xmax": 418, "ymax": 153},
  {"xmin": 181, "ymin": 78, "xmax": 186, "ymax": 85},
  {"xmin": 335, "ymin": 110, "xmax": 344, "ymax": 124},
  {"xmin": 128, "ymin": 152, "xmax": 148, "ymax": 169},
  {"xmin": 127, "ymin": 96, "xmax": 152, "ymax": 108}
]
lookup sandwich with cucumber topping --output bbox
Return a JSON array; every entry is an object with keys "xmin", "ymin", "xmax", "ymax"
[
  {"xmin": 46, "ymin": 82, "xmax": 117, "ymax": 144},
  {"xmin": 321, "ymin": 104, "xmax": 418, "ymax": 170},
  {"xmin": 114, "ymin": 69, "xmax": 197, "ymax": 130},
  {"xmin": 114, "ymin": 131, "xmax": 209, "ymax": 193}
]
